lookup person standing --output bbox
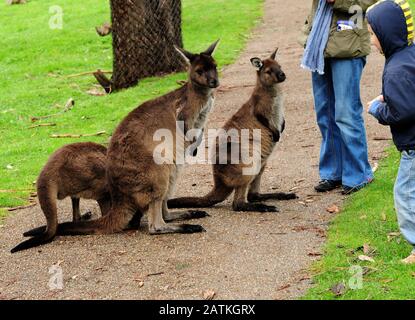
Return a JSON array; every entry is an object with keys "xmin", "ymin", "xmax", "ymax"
[
  {"xmin": 367, "ymin": 0, "xmax": 415, "ymax": 264},
  {"xmin": 301, "ymin": 0, "xmax": 377, "ymax": 194}
]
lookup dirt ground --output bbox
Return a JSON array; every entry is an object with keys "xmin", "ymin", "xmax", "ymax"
[{"xmin": 0, "ymin": 0, "xmax": 390, "ymax": 300}]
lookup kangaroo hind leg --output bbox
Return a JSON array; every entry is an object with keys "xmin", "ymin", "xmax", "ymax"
[
  {"xmin": 247, "ymin": 166, "xmax": 297, "ymax": 203},
  {"xmin": 162, "ymin": 201, "xmax": 210, "ymax": 222},
  {"xmin": 233, "ymin": 185, "xmax": 279, "ymax": 213},
  {"xmin": 148, "ymin": 200, "xmax": 206, "ymax": 235}
]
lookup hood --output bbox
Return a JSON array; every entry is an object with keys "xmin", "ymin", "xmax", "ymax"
[{"xmin": 367, "ymin": 0, "xmax": 414, "ymax": 59}]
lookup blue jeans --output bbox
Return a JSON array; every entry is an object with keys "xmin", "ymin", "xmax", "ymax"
[
  {"xmin": 395, "ymin": 150, "xmax": 415, "ymax": 254},
  {"xmin": 312, "ymin": 58, "xmax": 373, "ymax": 188}
]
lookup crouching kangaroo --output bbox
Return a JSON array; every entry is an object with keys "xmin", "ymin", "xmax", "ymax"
[
  {"xmin": 41, "ymin": 41, "xmax": 220, "ymax": 237},
  {"xmin": 168, "ymin": 49, "xmax": 297, "ymax": 213},
  {"xmin": 11, "ymin": 143, "xmax": 114, "ymax": 253}
]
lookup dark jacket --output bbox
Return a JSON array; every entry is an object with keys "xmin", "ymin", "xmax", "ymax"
[
  {"xmin": 367, "ymin": 0, "xmax": 415, "ymax": 151},
  {"xmin": 300, "ymin": 0, "xmax": 378, "ymax": 58}
]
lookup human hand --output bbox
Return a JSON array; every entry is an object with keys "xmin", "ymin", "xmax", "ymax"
[{"xmin": 367, "ymin": 95, "xmax": 384, "ymax": 112}]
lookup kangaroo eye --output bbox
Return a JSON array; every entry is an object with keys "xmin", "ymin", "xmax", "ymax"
[
  {"xmin": 266, "ymin": 70, "xmax": 272, "ymax": 75},
  {"xmin": 196, "ymin": 70, "xmax": 203, "ymax": 76}
]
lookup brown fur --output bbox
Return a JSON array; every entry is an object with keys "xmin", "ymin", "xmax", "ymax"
[
  {"xmin": 48, "ymin": 41, "xmax": 220, "ymax": 237},
  {"xmin": 11, "ymin": 142, "xmax": 111, "ymax": 253},
  {"xmin": 168, "ymin": 49, "xmax": 297, "ymax": 212}
]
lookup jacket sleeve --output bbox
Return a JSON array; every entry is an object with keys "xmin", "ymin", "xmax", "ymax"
[
  {"xmin": 332, "ymin": 0, "xmax": 378, "ymax": 13},
  {"xmin": 376, "ymin": 72, "xmax": 415, "ymax": 126}
]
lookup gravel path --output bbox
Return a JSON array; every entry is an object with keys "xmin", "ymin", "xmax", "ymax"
[{"xmin": 0, "ymin": 0, "xmax": 390, "ymax": 300}]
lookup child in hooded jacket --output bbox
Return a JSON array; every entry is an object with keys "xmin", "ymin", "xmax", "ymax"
[{"xmin": 367, "ymin": 0, "xmax": 415, "ymax": 264}]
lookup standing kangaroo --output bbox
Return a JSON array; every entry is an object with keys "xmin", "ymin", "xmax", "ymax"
[
  {"xmin": 11, "ymin": 143, "xmax": 113, "ymax": 253},
  {"xmin": 168, "ymin": 49, "xmax": 297, "ymax": 212},
  {"xmin": 42, "ymin": 41, "xmax": 220, "ymax": 237}
]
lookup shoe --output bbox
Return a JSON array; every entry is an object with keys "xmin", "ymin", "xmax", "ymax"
[
  {"xmin": 401, "ymin": 253, "xmax": 415, "ymax": 264},
  {"xmin": 342, "ymin": 179, "xmax": 373, "ymax": 195},
  {"xmin": 314, "ymin": 180, "xmax": 342, "ymax": 193}
]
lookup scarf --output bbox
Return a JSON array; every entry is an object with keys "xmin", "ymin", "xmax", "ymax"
[{"xmin": 301, "ymin": 0, "xmax": 333, "ymax": 74}]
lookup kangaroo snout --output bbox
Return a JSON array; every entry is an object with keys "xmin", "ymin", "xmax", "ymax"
[
  {"xmin": 209, "ymin": 78, "xmax": 219, "ymax": 88},
  {"xmin": 277, "ymin": 71, "xmax": 286, "ymax": 83}
]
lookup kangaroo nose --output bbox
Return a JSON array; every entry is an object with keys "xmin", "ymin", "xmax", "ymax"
[
  {"xmin": 278, "ymin": 72, "xmax": 286, "ymax": 82},
  {"xmin": 209, "ymin": 79, "xmax": 219, "ymax": 88}
]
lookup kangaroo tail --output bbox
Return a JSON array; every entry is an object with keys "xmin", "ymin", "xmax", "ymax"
[
  {"xmin": 12, "ymin": 183, "xmax": 58, "ymax": 253},
  {"xmin": 13, "ymin": 217, "xmax": 109, "ymax": 253},
  {"xmin": 11, "ymin": 234, "xmax": 56, "ymax": 253},
  {"xmin": 168, "ymin": 183, "xmax": 233, "ymax": 209}
]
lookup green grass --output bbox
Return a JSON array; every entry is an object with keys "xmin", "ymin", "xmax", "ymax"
[
  {"xmin": 304, "ymin": 148, "xmax": 415, "ymax": 300},
  {"xmin": 0, "ymin": 0, "xmax": 263, "ymax": 216},
  {"xmin": 304, "ymin": 0, "xmax": 415, "ymax": 300}
]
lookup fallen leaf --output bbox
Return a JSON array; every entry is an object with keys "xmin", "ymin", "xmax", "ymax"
[
  {"xmin": 363, "ymin": 244, "xmax": 371, "ymax": 255},
  {"xmin": 64, "ymin": 98, "xmax": 75, "ymax": 111},
  {"xmin": 203, "ymin": 289, "xmax": 216, "ymax": 300},
  {"xmin": 331, "ymin": 283, "xmax": 346, "ymax": 297},
  {"xmin": 387, "ymin": 232, "xmax": 401, "ymax": 242},
  {"xmin": 411, "ymin": 272, "xmax": 415, "ymax": 278},
  {"xmin": 358, "ymin": 255, "xmax": 375, "ymax": 263},
  {"xmin": 133, "ymin": 276, "xmax": 144, "ymax": 287},
  {"xmin": 381, "ymin": 212, "xmax": 387, "ymax": 222},
  {"xmin": 96, "ymin": 22, "xmax": 112, "ymax": 36},
  {"xmin": 380, "ymin": 279, "xmax": 394, "ymax": 284},
  {"xmin": 360, "ymin": 215, "xmax": 367, "ymax": 220},
  {"xmin": 86, "ymin": 88, "xmax": 106, "ymax": 96},
  {"xmin": 326, "ymin": 205, "xmax": 340, "ymax": 214},
  {"xmin": 308, "ymin": 252, "xmax": 322, "ymax": 257},
  {"xmin": 362, "ymin": 266, "xmax": 378, "ymax": 276},
  {"xmin": 6, "ymin": 164, "xmax": 13, "ymax": 170},
  {"xmin": 146, "ymin": 272, "xmax": 164, "ymax": 277},
  {"xmin": 54, "ymin": 260, "xmax": 64, "ymax": 267},
  {"xmin": 277, "ymin": 284, "xmax": 291, "ymax": 291},
  {"xmin": 372, "ymin": 162, "xmax": 379, "ymax": 173}
]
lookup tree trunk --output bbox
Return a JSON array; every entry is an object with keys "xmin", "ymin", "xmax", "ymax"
[{"xmin": 110, "ymin": 0, "xmax": 185, "ymax": 91}]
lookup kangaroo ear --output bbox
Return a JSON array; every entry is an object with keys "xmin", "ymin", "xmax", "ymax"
[
  {"xmin": 270, "ymin": 48, "xmax": 279, "ymax": 60},
  {"xmin": 250, "ymin": 57, "xmax": 263, "ymax": 70},
  {"xmin": 175, "ymin": 46, "xmax": 196, "ymax": 64},
  {"xmin": 203, "ymin": 39, "xmax": 220, "ymax": 56}
]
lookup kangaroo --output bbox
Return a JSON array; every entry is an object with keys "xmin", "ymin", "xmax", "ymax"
[
  {"xmin": 168, "ymin": 49, "xmax": 297, "ymax": 213},
  {"xmin": 40, "ymin": 41, "xmax": 220, "ymax": 237},
  {"xmin": 10, "ymin": 142, "xmax": 113, "ymax": 253}
]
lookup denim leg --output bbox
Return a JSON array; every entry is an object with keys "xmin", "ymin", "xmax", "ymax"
[
  {"xmin": 330, "ymin": 58, "xmax": 373, "ymax": 188},
  {"xmin": 312, "ymin": 62, "xmax": 343, "ymax": 182},
  {"xmin": 394, "ymin": 150, "xmax": 415, "ymax": 251}
]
